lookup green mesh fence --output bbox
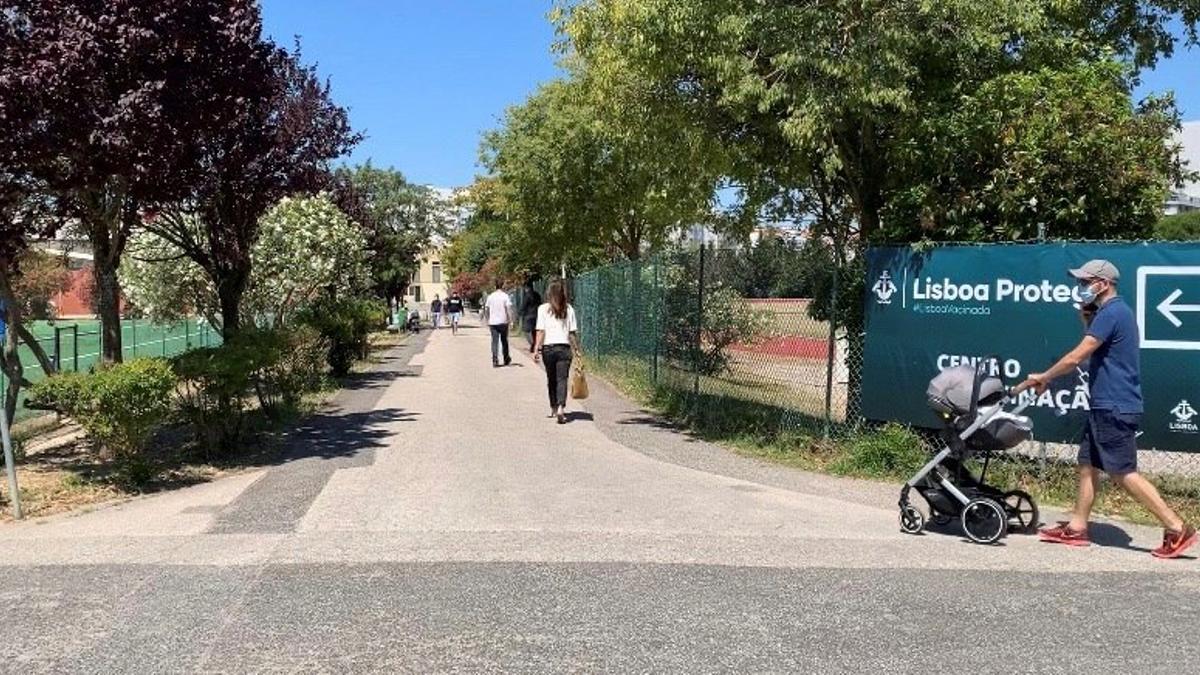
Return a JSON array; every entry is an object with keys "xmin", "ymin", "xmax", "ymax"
[{"xmin": 1, "ymin": 318, "xmax": 220, "ymax": 422}]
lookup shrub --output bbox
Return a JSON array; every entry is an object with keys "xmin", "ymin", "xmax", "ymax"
[
  {"xmin": 28, "ymin": 359, "xmax": 176, "ymax": 466},
  {"xmin": 831, "ymin": 423, "xmax": 928, "ymax": 478},
  {"xmin": 172, "ymin": 339, "xmax": 268, "ymax": 455},
  {"xmin": 297, "ymin": 297, "xmax": 388, "ymax": 376},
  {"xmin": 252, "ymin": 325, "xmax": 330, "ymax": 418}
]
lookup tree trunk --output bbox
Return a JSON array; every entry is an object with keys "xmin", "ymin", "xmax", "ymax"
[
  {"xmin": 92, "ymin": 254, "xmax": 123, "ymax": 363},
  {"xmin": 216, "ymin": 265, "xmax": 250, "ymax": 340},
  {"xmin": 0, "ymin": 266, "xmax": 56, "ymax": 377},
  {"xmin": 0, "ymin": 280, "xmax": 24, "ymax": 424}
]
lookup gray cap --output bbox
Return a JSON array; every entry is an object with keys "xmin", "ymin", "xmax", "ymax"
[{"xmin": 1068, "ymin": 259, "xmax": 1120, "ymax": 283}]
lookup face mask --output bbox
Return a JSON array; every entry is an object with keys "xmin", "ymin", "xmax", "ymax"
[{"xmin": 1078, "ymin": 281, "xmax": 1102, "ymax": 305}]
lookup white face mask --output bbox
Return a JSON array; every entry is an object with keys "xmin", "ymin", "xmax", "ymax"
[{"xmin": 1078, "ymin": 280, "xmax": 1104, "ymax": 305}]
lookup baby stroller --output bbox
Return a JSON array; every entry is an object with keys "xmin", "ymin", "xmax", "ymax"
[{"xmin": 898, "ymin": 358, "xmax": 1040, "ymax": 544}]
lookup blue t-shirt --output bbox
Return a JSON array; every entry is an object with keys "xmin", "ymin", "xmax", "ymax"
[{"xmin": 1086, "ymin": 296, "xmax": 1142, "ymax": 414}]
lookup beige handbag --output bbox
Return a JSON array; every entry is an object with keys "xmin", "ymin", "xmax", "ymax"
[{"xmin": 569, "ymin": 355, "xmax": 589, "ymax": 400}]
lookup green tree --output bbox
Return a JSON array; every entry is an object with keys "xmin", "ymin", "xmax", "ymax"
[
  {"xmin": 481, "ymin": 73, "xmax": 725, "ymax": 268},
  {"xmin": 1156, "ymin": 211, "xmax": 1200, "ymax": 240},
  {"xmin": 332, "ymin": 163, "xmax": 443, "ymax": 300}
]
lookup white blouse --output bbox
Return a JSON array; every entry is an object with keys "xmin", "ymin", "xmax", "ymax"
[{"xmin": 536, "ymin": 303, "xmax": 577, "ymax": 345}]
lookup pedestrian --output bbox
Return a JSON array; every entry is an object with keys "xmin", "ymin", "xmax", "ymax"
[
  {"xmin": 1018, "ymin": 259, "xmax": 1196, "ymax": 558},
  {"xmin": 431, "ymin": 295, "xmax": 443, "ymax": 330},
  {"xmin": 518, "ymin": 279, "xmax": 542, "ymax": 350},
  {"xmin": 484, "ymin": 280, "xmax": 514, "ymax": 367},
  {"xmin": 532, "ymin": 279, "xmax": 580, "ymax": 424},
  {"xmin": 446, "ymin": 292, "xmax": 464, "ymax": 336}
]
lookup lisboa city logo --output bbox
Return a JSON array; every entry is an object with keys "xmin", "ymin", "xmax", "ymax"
[
  {"xmin": 871, "ymin": 271, "xmax": 898, "ymax": 305},
  {"xmin": 1169, "ymin": 400, "xmax": 1198, "ymax": 434}
]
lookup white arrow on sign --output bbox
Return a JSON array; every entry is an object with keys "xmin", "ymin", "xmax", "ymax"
[{"xmin": 1156, "ymin": 289, "xmax": 1200, "ymax": 328}]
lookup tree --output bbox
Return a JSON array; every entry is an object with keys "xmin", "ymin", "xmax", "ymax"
[
  {"xmin": 123, "ymin": 194, "xmax": 369, "ymax": 329},
  {"xmin": 144, "ymin": 46, "xmax": 361, "ymax": 337},
  {"xmin": 1156, "ymin": 211, "xmax": 1200, "ymax": 240},
  {"xmin": 481, "ymin": 73, "xmax": 725, "ymax": 268},
  {"xmin": 9, "ymin": 0, "xmax": 282, "ymax": 362},
  {"xmin": 331, "ymin": 163, "xmax": 442, "ymax": 300},
  {"xmin": 561, "ymin": 0, "xmax": 1198, "ymax": 243}
]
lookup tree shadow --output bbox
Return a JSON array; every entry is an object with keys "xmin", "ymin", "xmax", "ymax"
[
  {"xmin": 565, "ymin": 411, "xmax": 594, "ymax": 423},
  {"xmin": 267, "ymin": 407, "xmax": 418, "ymax": 465}
]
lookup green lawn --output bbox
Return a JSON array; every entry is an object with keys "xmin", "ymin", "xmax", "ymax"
[{"xmin": 3, "ymin": 318, "xmax": 219, "ymax": 421}]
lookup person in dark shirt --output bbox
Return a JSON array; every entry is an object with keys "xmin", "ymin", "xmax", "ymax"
[
  {"xmin": 519, "ymin": 279, "xmax": 542, "ymax": 350},
  {"xmin": 445, "ymin": 293, "xmax": 464, "ymax": 336},
  {"xmin": 1020, "ymin": 259, "xmax": 1196, "ymax": 558},
  {"xmin": 430, "ymin": 295, "xmax": 443, "ymax": 330}
]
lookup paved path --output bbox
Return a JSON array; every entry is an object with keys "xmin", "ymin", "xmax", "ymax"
[{"xmin": 1, "ymin": 319, "xmax": 1197, "ymax": 673}]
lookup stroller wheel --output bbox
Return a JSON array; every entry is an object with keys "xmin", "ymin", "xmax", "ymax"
[
  {"xmin": 961, "ymin": 498, "xmax": 1007, "ymax": 544},
  {"xmin": 899, "ymin": 505, "xmax": 925, "ymax": 534},
  {"xmin": 1002, "ymin": 489, "xmax": 1039, "ymax": 533},
  {"xmin": 931, "ymin": 512, "xmax": 953, "ymax": 527}
]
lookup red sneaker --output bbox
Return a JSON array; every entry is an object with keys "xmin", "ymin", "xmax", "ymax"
[
  {"xmin": 1038, "ymin": 522, "xmax": 1091, "ymax": 547},
  {"xmin": 1151, "ymin": 524, "xmax": 1198, "ymax": 559}
]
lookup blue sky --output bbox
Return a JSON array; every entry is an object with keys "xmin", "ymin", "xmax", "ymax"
[{"xmin": 262, "ymin": 2, "xmax": 1200, "ymax": 189}]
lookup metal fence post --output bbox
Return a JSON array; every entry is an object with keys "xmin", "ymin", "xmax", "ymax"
[
  {"xmin": 185, "ymin": 320, "xmax": 191, "ymax": 349},
  {"xmin": 72, "ymin": 324, "xmax": 79, "ymax": 372},
  {"xmin": 162, "ymin": 329, "xmax": 167, "ymax": 357},
  {"xmin": 130, "ymin": 317, "xmax": 137, "ymax": 358},
  {"xmin": 53, "ymin": 327, "xmax": 62, "ymax": 372},
  {"xmin": 823, "ymin": 259, "xmax": 840, "ymax": 439},
  {"xmin": 1036, "ymin": 222, "xmax": 1048, "ymax": 478},
  {"xmin": 652, "ymin": 259, "xmax": 660, "ymax": 386}
]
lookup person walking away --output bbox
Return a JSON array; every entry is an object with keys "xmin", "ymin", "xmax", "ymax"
[
  {"xmin": 485, "ymin": 281, "xmax": 514, "ymax": 367},
  {"xmin": 519, "ymin": 279, "xmax": 542, "ymax": 350},
  {"xmin": 1018, "ymin": 259, "xmax": 1196, "ymax": 558},
  {"xmin": 431, "ymin": 295, "xmax": 443, "ymax": 330},
  {"xmin": 445, "ymin": 292, "xmax": 464, "ymax": 335},
  {"xmin": 533, "ymin": 279, "xmax": 580, "ymax": 424}
]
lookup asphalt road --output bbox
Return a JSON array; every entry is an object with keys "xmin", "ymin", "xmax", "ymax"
[{"xmin": 1, "ymin": 319, "xmax": 1197, "ymax": 673}]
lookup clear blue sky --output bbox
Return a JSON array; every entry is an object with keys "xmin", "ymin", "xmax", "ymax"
[{"xmin": 262, "ymin": 2, "xmax": 1200, "ymax": 189}]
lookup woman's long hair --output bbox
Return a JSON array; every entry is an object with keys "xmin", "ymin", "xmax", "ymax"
[{"xmin": 547, "ymin": 279, "xmax": 569, "ymax": 320}]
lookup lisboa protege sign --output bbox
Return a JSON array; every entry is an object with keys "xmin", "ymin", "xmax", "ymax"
[{"xmin": 861, "ymin": 242, "xmax": 1200, "ymax": 451}]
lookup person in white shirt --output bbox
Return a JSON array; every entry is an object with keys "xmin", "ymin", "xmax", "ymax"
[
  {"xmin": 484, "ymin": 281, "xmax": 515, "ymax": 367},
  {"xmin": 532, "ymin": 279, "xmax": 580, "ymax": 424}
]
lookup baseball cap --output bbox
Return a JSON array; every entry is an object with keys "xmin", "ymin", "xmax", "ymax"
[{"xmin": 1068, "ymin": 259, "xmax": 1120, "ymax": 283}]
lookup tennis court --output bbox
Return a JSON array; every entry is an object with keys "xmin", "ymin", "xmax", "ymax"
[{"xmin": 2, "ymin": 318, "xmax": 219, "ymax": 421}]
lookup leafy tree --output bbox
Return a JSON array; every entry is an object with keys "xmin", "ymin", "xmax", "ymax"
[
  {"xmin": 11, "ymin": 250, "xmax": 71, "ymax": 321},
  {"xmin": 561, "ymin": 0, "xmax": 1197, "ymax": 243},
  {"xmin": 481, "ymin": 74, "xmax": 725, "ymax": 268},
  {"xmin": 7, "ymin": 0, "xmax": 283, "ymax": 361},
  {"xmin": 1156, "ymin": 210, "xmax": 1200, "ymax": 240},
  {"xmin": 332, "ymin": 163, "xmax": 442, "ymax": 300},
  {"xmin": 123, "ymin": 195, "xmax": 369, "ymax": 329},
  {"xmin": 140, "ymin": 44, "xmax": 359, "ymax": 338}
]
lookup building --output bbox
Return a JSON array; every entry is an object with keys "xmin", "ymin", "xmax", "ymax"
[
  {"xmin": 404, "ymin": 248, "xmax": 450, "ymax": 311},
  {"xmin": 1168, "ymin": 121, "xmax": 1200, "ymax": 214}
]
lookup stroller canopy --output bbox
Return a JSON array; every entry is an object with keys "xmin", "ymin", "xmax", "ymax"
[{"xmin": 927, "ymin": 364, "xmax": 1005, "ymax": 416}]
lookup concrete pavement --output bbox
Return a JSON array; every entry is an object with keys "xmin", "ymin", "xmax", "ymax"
[{"xmin": 1, "ymin": 317, "xmax": 1197, "ymax": 673}]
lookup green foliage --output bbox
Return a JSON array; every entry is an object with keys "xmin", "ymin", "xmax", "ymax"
[
  {"xmin": 297, "ymin": 298, "xmax": 388, "ymax": 377},
  {"xmin": 661, "ymin": 251, "xmax": 770, "ymax": 375},
  {"xmin": 716, "ymin": 237, "xmax": 828, "ymax": 299},
  {"xmin": 29, "ymin": 359, "xmax": 176, "ymax": 463},
  {"xmin": 831, "ymin": 424, "xmax": 928, "ymax": 478},
  {"xmin": 172, "ymin": 340, "xmax": 267, "ymax": 455},
  {"xmin": 1156, "ymin": 211, "xmax": 1200, "ymax": 240},
  {"xmin": 333, "ymin": 162, "xmax": 448, "ymax": 299},
  {"xmin": 124, "ymin": 194, "xmax": 370, "ymax": 330},
  {"xmin": 562, "ymin": 0, "xmax": 1194, "ymax": 244},
  {"xmin": 251, "ymin": 325, "xmax": 330, "ymax": 418}
]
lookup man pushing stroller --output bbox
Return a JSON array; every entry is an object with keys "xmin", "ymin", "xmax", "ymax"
[{"xmin": 1018, "ymin": 259, "xmax": 1196, "ymax": 558}]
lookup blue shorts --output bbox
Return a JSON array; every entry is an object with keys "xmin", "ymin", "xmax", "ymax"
[{"xmin": 1079, "ymin": 409, "xmax": 1141, "ymax": 475}]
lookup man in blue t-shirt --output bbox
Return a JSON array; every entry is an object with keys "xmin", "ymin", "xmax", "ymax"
[{"xmin": 1020, "ymin": 259, "xmax": 1196, "ymax": 558}]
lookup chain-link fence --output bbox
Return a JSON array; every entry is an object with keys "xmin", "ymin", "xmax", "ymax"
[
  {"xmin": 545, "ymin": 242, "xmax": 1200, "ymax": 522},
  {"xmin": 1, "ymin": 317, "xmax": 220, "ymax": 422}
]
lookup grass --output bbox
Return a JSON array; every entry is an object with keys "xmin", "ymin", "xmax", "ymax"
[
  {"xmin": 591, "ymin": 354, "xmax": 1200, "ymax": 529},
  {"xmin": 0, "ymin": 330, "xmax": 402, "ymax": 522}
]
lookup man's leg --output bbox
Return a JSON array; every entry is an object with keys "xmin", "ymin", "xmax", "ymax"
[
  {"xmin": 1067, "ymin": 465, "xmax": 1101, "ymax": 531},
  {"xmin": 500, "ymin": 325, "xmax": 511, "ymax": 364},
  {"xmin": 1111, "ymin": 472, "xmax": 1185, "ymax": 531},
  {"xmin": 490, "ymin": 326, "xmax": 500, "ymax": 365}
]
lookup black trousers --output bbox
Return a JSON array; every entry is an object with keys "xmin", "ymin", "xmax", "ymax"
[
  {"xmin": 522, "ymin": 317, "xmax": 537, "ymax": 349},
  {"xmin": 542, "ymin": 344, "xmax": 573, "ymax": 409},
  {"xmin": 490, "ymin": 324, "xmax": 511, "ymax": 364}
]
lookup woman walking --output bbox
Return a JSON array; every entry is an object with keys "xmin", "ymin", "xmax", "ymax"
[{"xmin": 532, "ymin": 279, "xmax": 580, "ymax": 424}]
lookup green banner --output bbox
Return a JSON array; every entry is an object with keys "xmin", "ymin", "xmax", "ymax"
[{"xmin": 862, "ymin": 242, "xmax": 1200, "ymax": 451}]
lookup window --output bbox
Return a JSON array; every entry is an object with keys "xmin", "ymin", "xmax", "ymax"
[
  {"xmin": 413, "ymin": 285, "xmax": 423, "ymax": 302},
  {"xmin": 431, "ymin": 262, "xmax": 442, "ymax": 283}
]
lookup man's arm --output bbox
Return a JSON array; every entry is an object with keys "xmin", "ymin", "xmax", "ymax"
[{"xmin": 1018, "ymin": 336, "xmax": 1102, "ymax": 394}]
